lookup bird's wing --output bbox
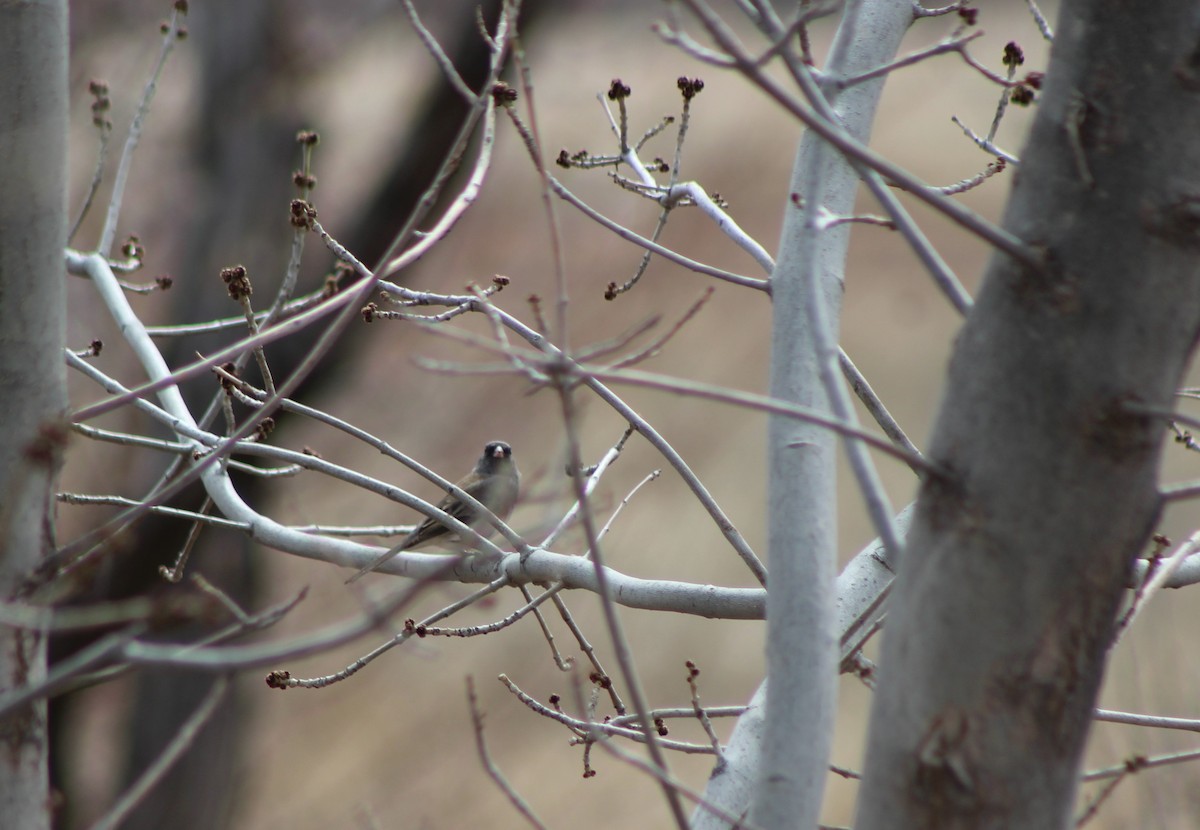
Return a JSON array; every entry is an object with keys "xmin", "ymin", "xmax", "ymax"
[{"xmin": 436, "ymin": 477, "xmax": 492, "ymax": 523}]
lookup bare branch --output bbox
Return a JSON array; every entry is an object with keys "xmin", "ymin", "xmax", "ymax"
[
  {"xmin": 276, "ymin": 574, "xmax": 511, "ymax": 689},
  {"xmin": 550, "ymin": 177, "xmax": 768, "ymax": 291},
  {"xmin": 685, "ymin": 661, "xmax": 726, "ymax": 765},
  {"xmin": 950, "ymin": 115, "xmax": 1020, "ymax": 164},
  {"xmin": 836, "ymin": 31, "xmax": 986, "ymax": 90},
  {"xmin": 97, "ymin": 7, "xmax": 186, "ymax": 256},
  {"xmin": 553, "ymin": 360, "xmax": 691, "ymax": 827},
  {"xmin": 1094, "ymin": 708, "xmax": 1200, "ymax": 734},
  {"xmin": 400, "ymin": 0, "xmax": 476, "ymax": 102},
  {"xmin": 467, "ymin": 677, "xmax": 549, "ymax": 829},
  {"xmin": 589, "ymin": 365, "xmax": 935, "ymax": 474},
  {"xmin": 1082, "ymin": 747, "xmax": 1200, "ymax": 782},
  {"xmin": 1113, "ymin": 526, "xmax": 1200, "ymax": 643},
  {"xmin": 88, "ymin": 677, "xmax": 229, "ymax": 830},
  {"xmin": 68, "ymin": 79, "xmax": 114, "ymax": 243},
  {"xmin": 498, "ymin": 674, "xmax": 714, "ymax": 754},
  {"xmin": 1024, "ymin": 0, "xmax": 1054, "ymax": 40},
  {"xmin": 928, "ymin": 157, "xmax": 1007, "ymax": 196}
]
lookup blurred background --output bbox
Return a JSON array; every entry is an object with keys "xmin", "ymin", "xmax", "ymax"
[{"xmin": 55, "ymin": 1, "xmax": 1200, "ymax": 827}]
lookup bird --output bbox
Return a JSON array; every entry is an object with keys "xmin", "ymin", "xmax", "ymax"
[{"xmin": 346, "ymin": 440, "xmax": 520, "ymax": 583}]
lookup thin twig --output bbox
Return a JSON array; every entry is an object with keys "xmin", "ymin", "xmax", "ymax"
[
  {"xmin": 159, "ymin": 496, "xmax": 213, "ymax": 581},
  {"xmin": 950, "ymin": 115, "xmax": 1020, "ymax": 164},
  {"xmin": 57, "ymin": 493, "xmax": 248, "ymax": 532},
  {"xmin": 836, "ymin": 31, "xmax": 987, "ymax": 90},
  {"xmin": 837, "ymin": 350, "xmax": 924, "ymax": 471},
  {"xmin": 1094, "ymin": 708, "xmax": 1200, "ymax": 734},
  {"xmin": 1161, "ymin": 479, "xmax": 1200, "ymax": 502},
  {"xmin": 509, "ymin": 40, "xmax": 571, "ymax": 348},
  {"xmin": 413, "ymin": 584, "xmax": 560, "ymax": 639},
  {"xmin": 590, "ymin": 365, "xmax": 935, "ymax": 474},
  {"xmin": 68, "ymin": 80, "xmax": 114, "ymax": 244},
  {"xmin": 1082, "ymin": 747, "xmax": 1200, "ymax": 782},
  {"xmin": 261, "ymin": 130, "xmax": 318, "ymax": 334},
  {"xmin": 608, "ymin": 287, "xmax": 714, "ymax": 370},
  {"xmin": 88, "ymin": 677, "xmax": 230, "ymax": 830},
  {"xmin": 277, "ymin": 570, "xmax": 506, "ymax": 688},
  {"xmin": 370, "ymin": 0, "xmax": 517, "ymax": 278},
  {"xmin": 144, "ymin": 285, "xmax": 338, "ymax": 337},
  {"xmin": 518, "ymin": 584, "xmax": 571, "ymax": 669},
  {"xmin": 929, "ymin": 157, "xmax": 1007, "ymax": 196},
  {"xmin": 536, "ymin": 436, "xmax": 653, "ymax": 713},
  {"xmin": 685, "ymin": 661, "xmax": 725, "ymax": 765},
  {"xmin": 1024, "ymin": 0, "xmax": 1054, "ymax": 41},
  {"xmin": 550, "ymin": 177, "xmax": 768, "ymax": 290},
  {"xmin": 498, "ymin": 674, "xmax": 714, "ymax": 754},
  {"xmin": 467, "ymin": 677, "xmax": 549, "ymax": 829},
  {"xmin": 1112, "ymin": 526, "xmax": 1200, "ymax": 644},
  {"xmin": 609, "ymin": 705, "xmax": 745, "ymax": 727},
  {"xmin": 98, "ymin": 8, "xmax": 186, "ymax": 256},
  {"xmin": 127, "ymin": 570, "xmax": 444, "ymax": 676},
  {"xmin": 1074, "ymin": 771, "xmax": 1126, "ymax": 828},
  {"xmin": 401, "ymin": 0, "xmax": 476, "ymax": 102},
  {"xmin": 554, "ymin": 375, "xmax": 690, "ymax": 828}
]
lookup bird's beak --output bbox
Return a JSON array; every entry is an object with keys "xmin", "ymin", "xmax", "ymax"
[{"xmin": 492, "ymin": 446, "xmax": 506, "ymax": 458}]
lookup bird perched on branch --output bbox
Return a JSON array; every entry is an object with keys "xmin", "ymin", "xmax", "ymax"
[{"xmin": 346, "ymin": 440, "xmax": 520, "ymax": 583}]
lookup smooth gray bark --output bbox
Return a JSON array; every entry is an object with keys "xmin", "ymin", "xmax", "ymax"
[
  {"xmin": 748, "ymin": 2, "xmax": 914, "ymax": 828},
  {"xmin": 856, "ymin": 3, "xmax": 1200, "ymax": 828},
  {"xmin": 0, "ymin": 1, "xmax": 69, "ymax": 828},
  {"xmin": 693, "ymin": 505, "xmax": 908, "ymax": 830}
]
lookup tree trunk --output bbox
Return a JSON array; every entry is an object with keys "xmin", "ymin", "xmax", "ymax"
[
  {"xmin": 0, "ymin": 2, "xmax": 69, "ymax": 828},
  {"xmin": 750, "ymin": 2, "xmax": 914, "ymax": 828},
  {"xmin": 856, "ymin": 2, "xmax": 1200, "ymax": 828}
]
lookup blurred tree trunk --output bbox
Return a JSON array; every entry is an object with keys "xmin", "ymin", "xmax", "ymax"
[
  {"xmin": 0, "ymin": 2, "xmax": 70, "ymax": 829},
  {"xmin": 856, "ymin": 2, "xmax": 1200, "ymax": 828}
]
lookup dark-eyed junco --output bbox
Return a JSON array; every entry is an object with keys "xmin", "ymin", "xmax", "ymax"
[{"xmin": 346, "ymin": 440, "xmax": 520, "ymax": 582}]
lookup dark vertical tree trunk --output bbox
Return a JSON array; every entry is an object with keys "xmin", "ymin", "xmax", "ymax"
[
  {"xmin": 857, "ymin": 3, "xmax": 1200, "ymax": 828},
  {"xmin": 0, "ymin": 2, "xmax": 69, "ymax": 829}
]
